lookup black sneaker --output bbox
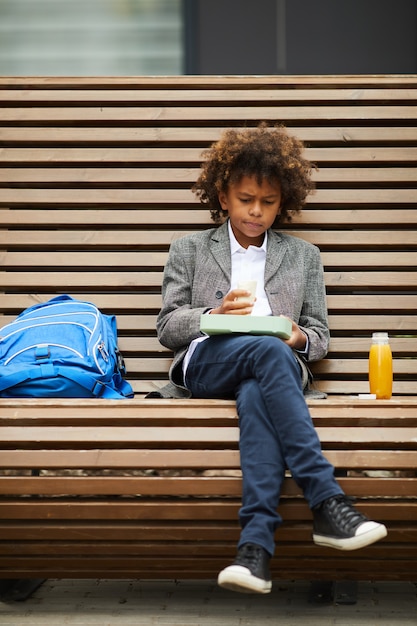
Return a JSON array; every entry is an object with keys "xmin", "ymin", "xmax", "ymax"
[
  {"xmin": 217, "ymin": 543, "xmax": 272, "ymax": 594},
  {"xmin": 313, "ymin": 494, "xmax": 387, "ymax": 551}
]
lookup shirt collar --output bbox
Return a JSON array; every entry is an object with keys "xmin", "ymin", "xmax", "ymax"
[{"xmin": 228, "ymin": 219, "xmax": 268, "ymax": 255}]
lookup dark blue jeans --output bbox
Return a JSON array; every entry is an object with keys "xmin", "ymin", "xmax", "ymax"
[{"xmin": 185, "ymin": 334, "xmax": 343, "ymax": 556}]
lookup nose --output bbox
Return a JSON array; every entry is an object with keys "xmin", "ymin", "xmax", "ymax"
[{"xmin": 249, "ymin": 200, "xmax": 262, "ymax": 216}]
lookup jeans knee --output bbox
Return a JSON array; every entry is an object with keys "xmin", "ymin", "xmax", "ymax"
[{"xmin": 255, "ymin": 335, "xmax": 293, "ymax": 361}]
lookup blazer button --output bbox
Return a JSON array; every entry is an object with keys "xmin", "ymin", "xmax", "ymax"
[{"xmin": 215, "ymin": 290, "xmax": 223, "ymax": 299}]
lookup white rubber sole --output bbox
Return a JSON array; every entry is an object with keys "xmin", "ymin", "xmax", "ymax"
[
  {"xmin": 217, "ymin": 565, "xmax": 272, "ymax": 594},
  {"xmin": 313, "ymin": 521, "xmax": 388, "ymax": 551}
]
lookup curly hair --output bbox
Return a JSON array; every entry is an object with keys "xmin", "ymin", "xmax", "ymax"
[{"xmin": 192, "ymin": 124, "xmax": 315, "ymax": 224}]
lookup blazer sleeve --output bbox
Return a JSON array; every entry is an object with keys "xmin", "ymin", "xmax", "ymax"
[
  {"xmin": 157, "ymin": 236, "xmax": 208, "ymax": 351},
  {"xmin": 297, "ymin": 245, "xmax": 329, "ymax": 362}
]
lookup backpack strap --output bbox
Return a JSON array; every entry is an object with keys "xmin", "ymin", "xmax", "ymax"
[
  {"xmin": 0, "ymin": 364, "xmax": 57, "ymax": 393},
  {"xmin": 55, "ymin": 366, "xmax": 133, "ymax": 399},
  {"xmin": 0, "ymin": 364, "xmax": 133, "ymax": 399}
]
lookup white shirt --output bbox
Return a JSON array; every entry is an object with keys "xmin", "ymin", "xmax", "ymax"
[
  {"xmin": 182, "ymin": 221, "xmax": 271, "ymax": 378},
  {"xmin": 228, "ymin": 221, "xmax": 272, "ymax": 317}
]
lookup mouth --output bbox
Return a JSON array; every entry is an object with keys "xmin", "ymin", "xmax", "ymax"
[{"xmin": 244, "ymin": 221, "xmax": 263, "ymax": 230}]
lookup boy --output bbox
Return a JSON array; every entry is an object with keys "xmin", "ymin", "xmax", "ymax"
[{"xmin": 156, "ymin": 125, "xmax": 387, "ymax": 594}]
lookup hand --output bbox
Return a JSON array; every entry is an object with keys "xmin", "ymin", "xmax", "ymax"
[
  {"xmin": 280, "ymin": 316, "xmax": 307, "ymax": 351},
  {"xmin": 210, "ymin": 288, "xmax": 255, "ymax": 315}
]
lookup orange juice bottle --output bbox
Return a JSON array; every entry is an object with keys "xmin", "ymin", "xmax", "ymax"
[{"xmin": 369, "ymin": 332, "xmax": 393, "ymax": 399}]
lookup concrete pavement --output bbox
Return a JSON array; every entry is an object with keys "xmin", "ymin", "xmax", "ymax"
[{"xmin": 1, "ymin": 578, "xmax": 416, "ymax": 625}]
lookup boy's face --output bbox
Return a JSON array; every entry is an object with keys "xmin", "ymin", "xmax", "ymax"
[{"xmin": 218, "ymin": 175, "xmax": 282, "ymax": 249}]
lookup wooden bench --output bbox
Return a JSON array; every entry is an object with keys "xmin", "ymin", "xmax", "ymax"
[{"xmin": 0, "ymin": 76, "xmax": 416, "ymax": 594}]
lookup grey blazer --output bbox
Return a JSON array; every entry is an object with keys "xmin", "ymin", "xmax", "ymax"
[{"xmin": 156, "ymin": 222, "xmax": 329, "ymax": 398}]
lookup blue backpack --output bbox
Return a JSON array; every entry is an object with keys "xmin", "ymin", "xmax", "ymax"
[{"xmin": 0, "ymin": 295, "xmax": 134, "ymax": 399}]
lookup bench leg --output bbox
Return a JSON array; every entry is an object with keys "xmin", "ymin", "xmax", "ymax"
[
  {"xmin": 309, "ymin": 580, "xmax": 358, "ymax": 605},
  {"xmin": 0, "ymin": 578, "xmax": 47, "ymax": 601}
]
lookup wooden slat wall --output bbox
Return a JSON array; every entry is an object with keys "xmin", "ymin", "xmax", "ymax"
[{"xmin": 0, "ymin": 75, "xmax": 416, "ymax": 397}]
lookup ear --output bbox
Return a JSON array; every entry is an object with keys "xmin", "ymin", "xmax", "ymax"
[{"xmin": 218, "ymin": 190, "xmax": 228, "ymax": 212}]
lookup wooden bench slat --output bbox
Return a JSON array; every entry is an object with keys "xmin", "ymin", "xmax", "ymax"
[
  {"xmin": 2, "ymin": 250, "xmax": 415, "ymax": 268},
  {"xmin": 2, "ymin": 105, "xmax": 417, "ymax": 122},
  {"xmin": 1, "ymin": 476, "xmax": 415, "ymax": 497},
  {"xmin": 0, "ymin": 500, "xmax": 415, "ymax": 522},
  {"xmin": 2, "ymin": 208, "xmax": 416, "ymax": 226},
  {"xmin": 3, "ymin": 187, "xmax": 405, "ymax": 205},
  {"xmin": 3, "ymin": 332, "xmax": 408, "ymax": 357},
  {"xmin": 2, "ymin": 128, "xmax": 417, "ymax": 144},
  {"xmin": 120, "ymin": 334, "xmax": 417, "ymax": 354},
  {"xmin": 0, "ymin": 397, "xmax": 415, "ymax": 423},
  {"xmin": 1, "ymin": 541, "xmax": 415, "ymax": 561},
  {"xmin": 1, "ymin": 448, "xmax": 416, "ymax": 470},
  {"xmin": 2, "ymin": 229, "xmax": 417, "ymax": 248},
  {"xmin": 2, "ymin": 166, "xmax": 417, "ymax": 185},
  {"xmin": 1, "ymin": 146, "xmax": 417, "ymax": 164},
  {"xmin": 0, "ymin": 524, "xmax": 413, "ymax": 545},
  {"xmin": 2, "ymin": 75, "xmax": 416, "ymax": 86},
  {"xmin": 1, "ymin": 425, "xmax": 415, "ymax": 447},
  {"xmin": 2, "ymin": 87, "xmax": 417, "ymax": 104},
  {"xmin": 0, "ymin": 293, "xmax": 415, "ymax": 312},
  {"xmin": 2, "ymin": 270, "xmax": 416, "ymax": 289}
]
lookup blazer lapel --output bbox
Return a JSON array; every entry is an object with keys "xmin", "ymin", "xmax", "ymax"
[
  {"xmin": 208, "ymin": 222, "xmax": 232, "ymax": 281},
  {"xmin": 264, "ymin": 230, "xmax": 287, "ymax": 286},
  {"xmin": 206, "ymin": 224, "xmax": 287, "ymax": 289}
]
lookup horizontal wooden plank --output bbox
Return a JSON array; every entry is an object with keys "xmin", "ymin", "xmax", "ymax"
[
  {"xmin": 314, "ymin": 379, "xmax": 417, "ymax": 395},
  {"xmin": 0, "ymin": 562, "xmax": 415, "ymax": 582},
  {"xmin": 32, "ymin": 333, "xmax": 417, "ymax": 353},
  {"xmin": 1, "ymin": 270, "xmax": 416, "ymax": 289},
  {"xmin": 2, "ymin": 229, "xmax": 417, "ymax": 249},
  {"xmin": 0, "ymin": 541, "xmax": 415, "ymax": 562},
  {"xmin": 1, "ymin": 128, "xmax": 417, "ymax": 146},
  {"xmin": 327, "ymin": 295, "xmax": 417, "ymax": 310},
  {"xmin": 1, "ymin": 208, "xmax": 416, "ymax": 226},
  {"xmin": 313, "ymin": 358, "xmax": 417, "ymax": 375},
  {"xmin": 1, "ymin": 146, "xmax": 417, "ymax": 164},
  {"xmin": 146, "ymin": 381, "xmax": 415, "ymax": 397},
  {"xmin": 0, "ymin": 499, "xmax": 415, "ymax": 521},
  {"xmin": 0, "ymin": 563, "xmax": 414, "ymax": 581},
  {"xmin": 2, "ymin": 250, "xmax": 415, "ymax": 268},
  {"xmin": 1, "ymin": 75, "xmax": 416, "ymax": 87},
  {"xmin": 0, "ymin": 476, "xmax": 415, "ymax": 497},
  {"xmin": 326, "ymin": 318, "xmax": 417, "ymax": 334},
  {"xmin": 0, "ymin": 448, "xmax": 415, "ymax": 470},
  {"xmin": 0, "ymin": 426, "xmax": 415, "ymax": 447},
  {"xmin": 2, "ymin": 105, "xmax": 417, "ymax": 122},
  {"xmin": 0, "ymin": 395, "xmax": 414, "ymax": 416},
  {"xmin": 0, "ymin": 521, "xmax": 412, "ymax": 546},
  {"xmin": 1, "ymin": 187, "xmax": 412, "ymax": 206},
  {"xmin": 324, "ymin": 271, "xmax": 417, "ymax": 288},
  {"xmin": 0, "ymin": 350, "xmax": 417, "ymax": 378},
  {"xmin": 0, "ymin": 293, "xmax": 415, "ymax": 313},
  {"xmin": 122, "ymin": 335, "xmax": 417, "ymax": 356},
  {"xmin": 0, "ymin": 270, "xmax": 163, "ymax": 288},
  {"xmin": 2, "ymin": 88, "xmax": 417, "ymax": 104},
  {"xmin": 2, "ymin": 167, "xmax": 417, "ymax": 188},
  {"xmin": 0, "ymin": 425, "xmax": 240, "ymax": 446},
  {"xmin": 0, "ymin": 397, "xmax": 240, "ymax": 414},
  {"xmin": 0, "ymin": 397, "xmax": 414, "ymax": 422},
  {"xmin": 132, "ymin": 378, "xmax": 417, "ymax": 397}
]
